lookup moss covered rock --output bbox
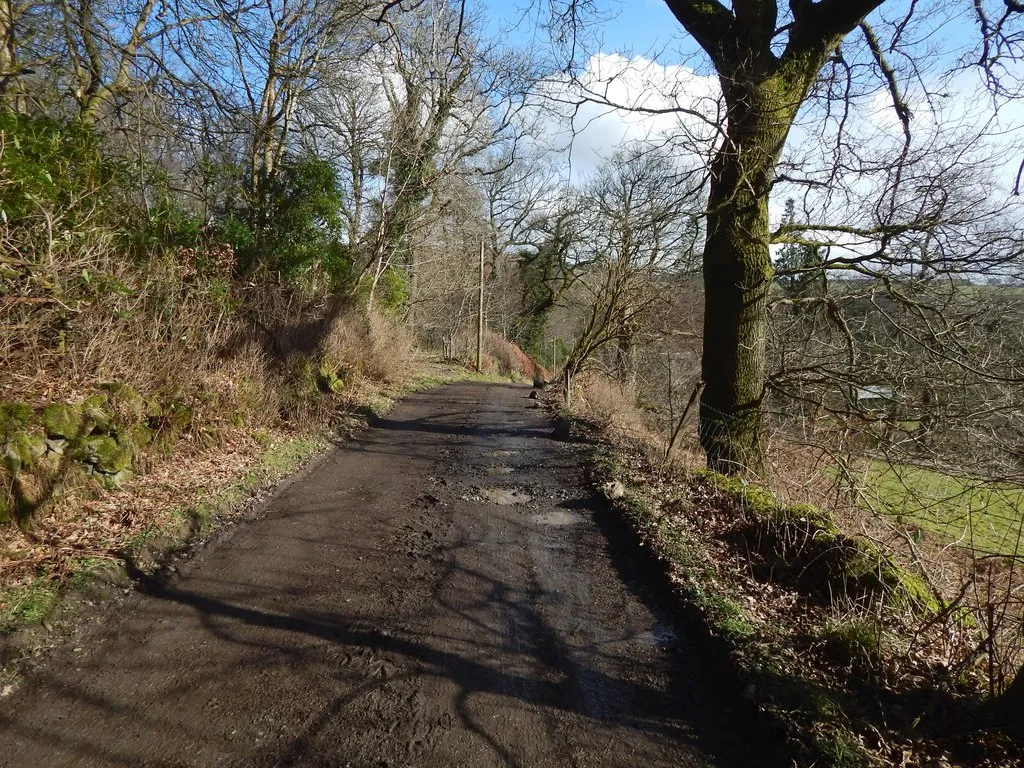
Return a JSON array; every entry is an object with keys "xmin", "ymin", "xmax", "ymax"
[
  {"xmin": 126, "ymin": 423, "xmax": 153, "ymax": 448},
  {"xmin": 98, "ymin": 469, "xmax": 133, "ymax": 490},
  {"xmin": 42, "ymin": 402, "xmax": 84, "ymax": 439},
  {"xmin": 82, "ymin": 394, "xmax": 112, "ymax": 433},
  {"xmin": 0, "ymin": 403, "xmax": 34, "ymax": 437},
  {"xmin": 74, "ymin": 435, "xmax": 132, "ymax": 473},
  {"xmin": 3, "ymin": 444, "xmax": 23, "ymax": 475},
  {"xmin": 702, "ymin": 470, "xmax": 937, "ymax": 615},
  {"xmin": 2, "ymin": 432, "xmax": 46, "ymax": 473},
  {"xmin": 701, "ymin": 470, "xmax": 780, "ymax": 520},
  {"xmin": 317, "ymin": 364, "xmax": 346, "ymax": 394}
]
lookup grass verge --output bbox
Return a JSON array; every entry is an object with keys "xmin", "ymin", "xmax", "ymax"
[
  {"xmin": 580, "ymin": 426, "xmax": 1018, "ymax": 767},
  {"xmin": 0, "ymin": 432, "xmax": 326, "ymax": 676}
]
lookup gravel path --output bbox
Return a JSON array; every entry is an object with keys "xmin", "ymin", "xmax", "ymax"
[{"xmin": 0, "ymin": 382, "xmax": 763, "ymax": 767}]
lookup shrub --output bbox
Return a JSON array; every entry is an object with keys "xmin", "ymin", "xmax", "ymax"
[
  {"xmin": 216, "ymin": 214, "xmax": 255, "ymax": 256},
  {"xmin": 241, "ymin": 153, "xmax": 346, "ymax": 279},
  {"xmin": 127, "ymin": 199, "xmax": 205, "ymax": 253},
  {"xmin": 483, "ymin": 331, "xmax": 542, "ymax": 380},
  {"xmin": 0, "ymin": 112, "xmax": 122, "ymax": 229}
]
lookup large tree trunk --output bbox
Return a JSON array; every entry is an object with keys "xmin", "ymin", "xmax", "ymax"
[
  {"xmin": 662, "ymin": 0, "xmax": 880, "ymax": 475},
  {"xmin": 698, "ymin": 77, "xmax": 800, "ymax": 474}
]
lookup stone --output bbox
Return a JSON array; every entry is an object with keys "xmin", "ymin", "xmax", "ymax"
[
  {"xmin": 45, "ymin": 438, "xmax": 67, "ymax": 455},
  {"xmin": 2, "ymin": 432, "xmax": 46, "ymax": 473},
  {"xmin": 1, "ymin": 446, "xmax": 21, "ymax": 474},
  {"xmin": 602, "ymin": 480, "xmax": 626, "ymax": 500},
  {"xmin": 127, "ymin": 423, "xmax": 153, "ymax": 448},
  {"xmin": 98, "ymin": 469, "xmax": 133, "ymax": 490},
  {"xmin": 83, "ymin": 394, "xmax": 112, "ymax": 432},
  {"xmin": 42, "ymin": 402, "xmax": 84, "ymax": 439},
  {"xmin": 79, "ymin": 435, "xmax": 132, "ymax": 473}
]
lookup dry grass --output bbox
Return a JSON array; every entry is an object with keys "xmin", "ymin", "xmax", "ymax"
[
  {"xmin": 1, "ymin": 218, "xmax": 428, "ymax": 598},
  {"xmin": 2, "ymin": 240, "xmax": 272, "ymax": 419},
  {"xmin": 321, "ymin": 305, "xmax": 417, "ymax": 388},
  {"xmin": 573, "ymin": 373, "xmax": 661, "ymax": 451},
  {"xmin": 481, "ymin": 331, "xmax": 545, "ymax": 381}
]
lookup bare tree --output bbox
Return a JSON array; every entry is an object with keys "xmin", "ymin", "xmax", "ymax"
[
  {"xmin": 549, "ymin": 145, "xmax": 701, "ymax": 404},
  {"xmin": 540, "ymin": 0, "xmax": 1024, "ymax": 474},
  {"xmin": 353, "ymin": 0, "xmax": 528, "ymax": 304},
  {"xmin": 167, "ymin": 0, "xmax": 372, "ymax": 194}
]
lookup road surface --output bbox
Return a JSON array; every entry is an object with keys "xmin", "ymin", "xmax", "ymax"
[{"xmin": 0, "ymin": 383, "xmax": 768, "ymax": 767}]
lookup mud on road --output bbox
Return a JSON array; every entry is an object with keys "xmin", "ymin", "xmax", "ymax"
[{"xmin": 0, "ymin": 383, "xmax": 767, "ymax": 767}]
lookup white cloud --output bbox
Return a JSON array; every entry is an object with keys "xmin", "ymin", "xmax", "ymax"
[
  {"xmin": 526, "ymin": 53, "xmax": 721, "ymax": 180},
  {"xmin": 520, "ymin": 48, "xmax": 1024, "ymax": 274}
]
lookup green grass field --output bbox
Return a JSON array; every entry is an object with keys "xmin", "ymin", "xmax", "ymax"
[{"xmin": 859, "ymin": 462, "xmax": 1024, "ymax": 556}]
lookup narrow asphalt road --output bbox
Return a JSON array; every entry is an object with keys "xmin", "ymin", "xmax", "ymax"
[{"xmin": 0, "ymin": 382, "xmax": 765, "ymax": 767}]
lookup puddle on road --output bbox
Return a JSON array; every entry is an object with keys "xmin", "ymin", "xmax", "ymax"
[
  {"xmin": 532, "ymin": 510, "xmax": 583, "ymax": 526},
  {"xmin": 486, "ymin": 466, "xmax": 514, "ymax": 476},
  {"xmin": 632, "ymin": 624, "xmax": 676, "ymax": 647},
  {"xmin": 480, "ymin": 487, "xmax": 533, "ymax": 505}
]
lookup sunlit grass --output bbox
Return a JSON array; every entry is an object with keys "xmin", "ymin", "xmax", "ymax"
[
  {"xmin": 0, "ymin": 578, "xmax": 59, "ymax": 634},
  {"xmin": 859, "ymin": 462, "xmax": 1024, "ymax": 556}
]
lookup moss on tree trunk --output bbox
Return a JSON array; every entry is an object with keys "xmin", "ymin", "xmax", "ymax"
[
  {"xmin": 660, "ymin": 0, "xmax": 871, "ymax": 474},
  {"xmin": 698, "ymin": 75, "xmax": 802, "ymax": 474}
]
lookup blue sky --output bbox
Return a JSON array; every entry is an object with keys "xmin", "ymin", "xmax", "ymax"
[
  {"xmin": 483, "ymin": 1, "xmax": 988, "ymax": 70},
  {"xmin": 482, "ymin": 0, "xmax": 696, "ymax": 61},
  {"xmin": 478, "ymin": 0, "xmax": 1024, "ymax": 221}
]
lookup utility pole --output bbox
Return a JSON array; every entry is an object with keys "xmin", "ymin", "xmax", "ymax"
[{"xmin": 476, "ymin": 240, "xmax": 484, "ymax": 373}]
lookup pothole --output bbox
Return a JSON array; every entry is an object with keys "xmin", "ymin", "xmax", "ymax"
[
  {"xmin": 479, "ymin": 487, "xmax": 533, "ymax": 505},
  {"xmin": 532, "ymin": 510, "xmax": 583, "ymax": 526},
  {"xmin": 489, "ymin": 450, "xmax": 520, "ymax": 457},
  {"xmin": 486, "ymin": 466, "xmax": 514, "ymax": 476},
  {"xmin": 632, "ymin": 624, "xmax": 676, "ymax": 647}
]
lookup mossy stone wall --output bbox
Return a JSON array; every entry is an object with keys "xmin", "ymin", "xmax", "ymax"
[{"xmin": 1, "ymin": 384, "xmax": 192, "ymax": 528}]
